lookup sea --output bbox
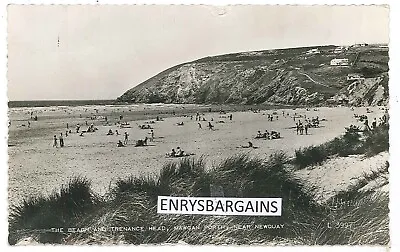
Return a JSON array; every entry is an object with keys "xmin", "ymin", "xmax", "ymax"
[{"xmin": 8, "ymin": 100, "xmax": 117, "ymax": 108}]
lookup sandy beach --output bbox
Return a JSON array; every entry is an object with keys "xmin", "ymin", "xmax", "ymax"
[{"xmin": 8, "ymin": 105, "xmax": 386, "ymax": 207}]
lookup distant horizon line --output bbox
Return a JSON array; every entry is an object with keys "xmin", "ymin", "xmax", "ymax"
[
  {"xmin": 8, "ymin": 99, "xmax": 117, "ymax": 102},
  {"xmin": 198, "ymin": 41, "xmax": 389, "ymax": 58}
]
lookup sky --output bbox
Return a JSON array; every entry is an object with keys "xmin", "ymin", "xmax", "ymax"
[{"xmin": 7, "ymin": 5, "xmax": 389, "ymax": 101}]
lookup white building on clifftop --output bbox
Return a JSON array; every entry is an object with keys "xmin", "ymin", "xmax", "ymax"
[{"xmin": 330, "ymin": 58, "xmax": 349, "ymax": 66}]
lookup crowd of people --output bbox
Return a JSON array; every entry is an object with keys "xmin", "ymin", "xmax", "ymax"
[
  {"xmin": 166, "ymin": 146, "xmax": 190, "ymax": 157},
  {"xmin": 255, "ymin": 130, "xmax": 281, "ymax": 139},
  {"xmin": 43, "ymin": 106, "xmax": 388, "ymax": 160}
]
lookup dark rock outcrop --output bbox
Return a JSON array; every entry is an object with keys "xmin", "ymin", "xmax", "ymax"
[{"xmin": 118, "ymin": 45, "xmax": 388, "ymax": 106}]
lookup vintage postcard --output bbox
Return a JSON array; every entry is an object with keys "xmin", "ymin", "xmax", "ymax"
[{"xmin": 6, "ymin": 3, "xmax": 392, "ymax": 248}]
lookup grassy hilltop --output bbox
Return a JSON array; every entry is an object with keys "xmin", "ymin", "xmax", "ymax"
[{"xmin": 118, "ymin": 44, "xmax": 388, "ymax": 106}]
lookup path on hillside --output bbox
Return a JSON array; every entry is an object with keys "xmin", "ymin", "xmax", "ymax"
[{"xmin": 297, "ymin": 71, "xmax": 331, "ymax": 88}]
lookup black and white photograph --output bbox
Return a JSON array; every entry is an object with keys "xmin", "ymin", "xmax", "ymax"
[{"xmin": 5, "ymin": 3, "xmax": 392, "ymax": 247}]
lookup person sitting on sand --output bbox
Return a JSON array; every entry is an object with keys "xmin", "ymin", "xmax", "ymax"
[
  {"xmin": 107, "ymin": 129, "xmax": 114, "ymax": 135},
  {"xmin": 170, "ymin": 148, "xmax": 176, "ymax": 157},
  {"xmin": 116, "ymin": 130, "xmax": 120, "ymax": 135},
  {"xmin": 135, "ymin": 137, "xmax": 149, "ymax": 147},
  {"xmin": 80, "ymin": 132, "xmax": 84, "ymax": 137},
  {"xmin": 263, "ymin": 130, "xmax": 269, "ymax": 139},
  {"xmin": 177, "ymin": 122, "xmax": 184, "ymax": 126},
  {"xmin": 176, "ymin": 147, "xmax": 185, "ymax": 157},
  {"xmin": 117, "ymin": 140, "xmax": 125, "ymax": 147},
  {"xmin": 135, "ymin": 139, "xmax": 144, "ymax": 147},
  {"xmin": 256, "ymin": 131, "xmax": 263, "ymax": 138}
]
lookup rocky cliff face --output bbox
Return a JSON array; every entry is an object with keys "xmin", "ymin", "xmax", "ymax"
[{"xmin": 118, "ymin": 45, "xmax": 389, "ymax": 106}]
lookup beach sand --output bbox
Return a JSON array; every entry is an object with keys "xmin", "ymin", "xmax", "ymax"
[{"xmin": 8, "ymin": 105, "xmax": 386, "ymax": 206}]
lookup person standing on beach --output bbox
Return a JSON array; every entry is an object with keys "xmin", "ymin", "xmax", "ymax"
[
  {"xmin": 364, "ymin": 119, "xmax": 371, "ymax": 132},
  {"xmin": 198, "ymin": 123, "xmax": 202, "ymax": 129},
  {"xmin": 53, "ymin": 135, "xmax": 58, "ymax": 148},
  {"xmin": 372, "ymin": 118, "xmax": 377, "ymax": 129},
  {"xmin": 229, "ymin": 114, "xmax": 233, "ymax": 121},
  {"xmin": 59, "ymin": 133, "xmax": 64, "ymax": 147},
  {"xmin": 124, "ymin": 132, "xmax": 129, "ymax": 145},
  {"xmin": 150, "ymin": 129, "xmax": 154, "ymax": 142},
  {"xmin": 208, "ymin": 122, "xmax": 214, "ymax": 130}
]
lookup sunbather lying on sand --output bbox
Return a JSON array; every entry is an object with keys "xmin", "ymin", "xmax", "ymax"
[
  {"xmin": 165, "ymin": 146, "xmax": 195, "ymax": 157},
  {"xmin": 255, "ymin": 130, "xmax": 270, "ymax": 139},
  {"xmin": 237, "ymin": 141, "xmax": 259, "ymax": 149},
  {"xmin": 139, "ymin": 124, "xmax": 153, "ymax": 129},
  {"xmin": 270, "ymin": 131, "xmax": 281, "ymax": 139},
  {"xmin": 135, "ymin": 137, "xmax": 149, "ymax": 147}
]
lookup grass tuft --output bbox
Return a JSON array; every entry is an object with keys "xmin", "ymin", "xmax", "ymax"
[{"xmin": 9, "ymin": 152, "xmax": 389, "ymax": 245}]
